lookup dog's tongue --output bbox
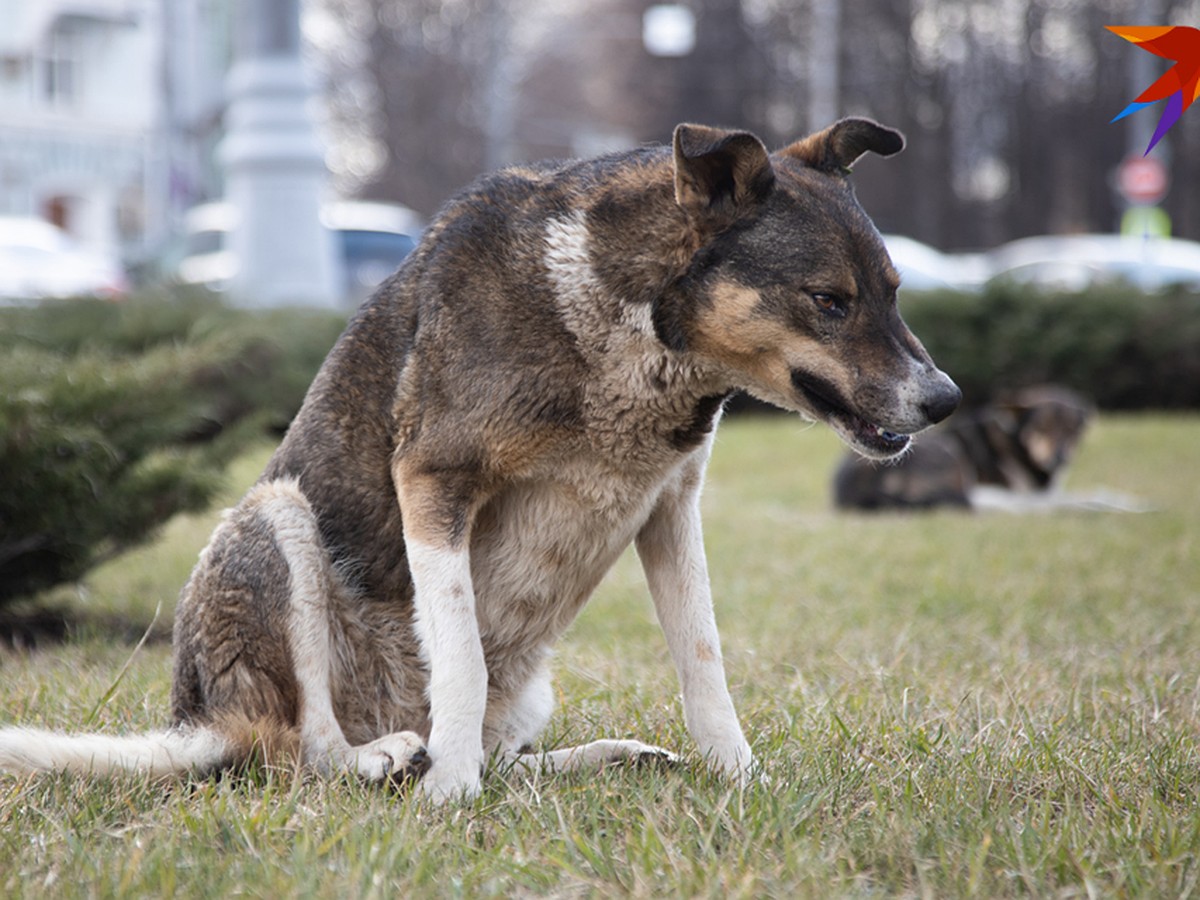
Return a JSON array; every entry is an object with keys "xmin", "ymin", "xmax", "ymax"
[
  {"xmin": 875, "ymin": 426, "xmax": 906, "ymax": 443},
  {"xmin": 854, "ymin": 417, "xmax": 910, "ymax": 453}
]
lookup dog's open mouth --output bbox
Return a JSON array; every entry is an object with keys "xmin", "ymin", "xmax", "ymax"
[{"xmin": 790, "ymin": 369, "xmax": 911, "ymax": 457}]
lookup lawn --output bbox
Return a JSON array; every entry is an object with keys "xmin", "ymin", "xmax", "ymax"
[{"xmin": 2, "ymin": 414, "xmax": 1198, "ymax": 897}]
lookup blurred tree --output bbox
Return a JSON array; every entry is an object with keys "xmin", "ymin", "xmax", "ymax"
[
  {"xmin": 314, "ymin": 0, "xmax": 1197, "ymax": 244},
  {"xmin": 318, "ymin": 0, "xmax": 493, "ymax": 215}
]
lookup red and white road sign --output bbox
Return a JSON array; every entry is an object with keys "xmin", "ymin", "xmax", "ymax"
[{"xmin": 1117, "ymin": 155, "xmax": 1168, "ymax": 205}]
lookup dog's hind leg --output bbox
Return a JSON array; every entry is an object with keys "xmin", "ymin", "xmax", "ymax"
[
  {"xmin": 176, "ymin": 480, "xmax": 429, "ymax": 785},
  {"xmin": 254, "ymin": 482, "xmax": 430, "ymax": 784}
]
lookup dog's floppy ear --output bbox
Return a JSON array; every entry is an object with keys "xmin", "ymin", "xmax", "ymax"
[
  {"xmin": 672, "ymin": 124, "xmax": 774, "ymax": 227},
  {"xmin": 780, "ymin": 118, "xmax": 904, "ymax": 175}
]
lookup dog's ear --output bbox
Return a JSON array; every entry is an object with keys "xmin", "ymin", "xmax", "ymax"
[
  {"xmin": 672, "ymin": 124, "xmax": 774, "ymax": 228},
  {"xmin": 779, "ymin": 118, "xmax": 904, "ymax": 174}
]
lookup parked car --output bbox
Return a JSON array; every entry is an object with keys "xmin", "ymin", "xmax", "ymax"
[
  {"xmin": 0, "ymin": 216, "xmax": 128, "ymax": 303},
  {"xmin": 176, "ymin": 200, "xmax": 423, "ymax": 305},
  {"xmin": 986, "ymin": 234, "xmax": 1200, "ymax": 292},
  {"xmin": 881, "ymin": 234, "xmax": 988, "ymax": 293}
]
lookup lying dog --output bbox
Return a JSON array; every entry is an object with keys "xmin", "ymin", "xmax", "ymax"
[
  {"xmin": 0, "ymin": 119, "xmax": 959, "ymax": 801},
  {"xmin": 834, "ymin": 385, "xmax": 1143, "ymax": 512}
]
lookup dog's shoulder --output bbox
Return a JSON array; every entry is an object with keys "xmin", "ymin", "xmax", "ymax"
[
  {"xmin": 382, "ymin": 149, "xmax": 721, "ymax": 465},
  {"xmin": 268, "ymin": 146, "xmax": 723, "ymax": 525}
]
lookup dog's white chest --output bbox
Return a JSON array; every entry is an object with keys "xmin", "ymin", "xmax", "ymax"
[{"xmin": 468, "ymin": 457, "xmax": 678, "ymax": 654}]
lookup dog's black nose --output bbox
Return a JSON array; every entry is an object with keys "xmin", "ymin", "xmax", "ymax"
[{"xmin": 922, "ymin": 378, "xmax": 962, "ymax": 425}]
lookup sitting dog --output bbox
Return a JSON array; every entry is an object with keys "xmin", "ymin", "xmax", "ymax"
[
  {"xmin": 834, "ymin": 385, "xmax": 1143, "ymax": 512},
  {"xmin": 0, "ymin": 119, "xmax": 959, "ymax": 801}
]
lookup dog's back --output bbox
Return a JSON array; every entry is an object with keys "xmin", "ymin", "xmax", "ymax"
[{"xmin": 833, "ymin": 436, "xmax": 971, "ymax": 510}]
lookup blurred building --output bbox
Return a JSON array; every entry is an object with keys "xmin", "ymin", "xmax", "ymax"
[{"xmin": 0, "ymin": 0, "xmax": 231, "ymax": 262}]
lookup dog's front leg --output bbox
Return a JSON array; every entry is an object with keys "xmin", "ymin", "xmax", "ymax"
[
  {"xmin": 397, "ymin": 468, "xmax": 489, "ymax": 803},
  {"xmin": 635, "ymin": 481, "xmax": 755, "ymax": 784}
]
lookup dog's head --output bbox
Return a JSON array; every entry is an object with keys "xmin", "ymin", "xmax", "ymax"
[
  {"xmin": 999, "ymin": 385, "xmax": 1095, "ymax": 480},
  {"xmin": 658, "ymin": 119, "xmax": 960, "ymax": 459}
]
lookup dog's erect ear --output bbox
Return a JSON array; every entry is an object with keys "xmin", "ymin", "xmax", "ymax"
[
  {"xmin": 672, "ymin": 124, "xmax": 774, "ymax": 227},
  {"xmin": 779, "ymin": 118, "xmax": 904, "ymax": 174}
]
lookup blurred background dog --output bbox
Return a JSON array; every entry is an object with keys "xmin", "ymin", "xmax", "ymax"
[{"xmin": 833, "ymin": 385, "xmax": 1148, "ymax": 513}]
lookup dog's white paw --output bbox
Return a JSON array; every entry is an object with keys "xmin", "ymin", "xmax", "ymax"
[
  {"xmin": 547, "ymin": 738, "xmax": 681, "ymax": 772},
  {"xmin": 598, "ymin": 739, "xmax": 680, "ymax": 768},
  {"xmin": 346, "ymin": 731, "xmax": 430, "ymax": 785},
  {"xmin": 419, "ymin": 759, "xmax": 483, "ymax": 803},
  {"xmin": 704, "ymin": 740, "xmax": 757, "ymax": 786},
  {"xmin": 730, "ymin": 758, "xmax": 767, "ymax": 789}
]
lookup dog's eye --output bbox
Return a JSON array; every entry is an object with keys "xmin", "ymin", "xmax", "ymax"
[{"xmin": 811, "ymin": 292, "xmax": 847, "ymax": 318}]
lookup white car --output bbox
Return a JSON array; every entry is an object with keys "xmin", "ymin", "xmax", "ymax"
[
  {"xmin": 177, "ymin": 200, "xmax": 423, "ymax": 305},
  {"xmin": 0, "ymin": 217, "xmax": 127, "ymax": 303},
  {"xmin": 882, "ymin": 234, "xmax": 988, "ymax": 293},
  {"xmin": 986, "ymin": 234, "xmax": 1200, "ymax": 292}
]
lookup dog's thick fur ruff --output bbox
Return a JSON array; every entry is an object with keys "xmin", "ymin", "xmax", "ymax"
[{"xmin": 1, "ymin": 120, "xmax": 959, "ymax": 801}]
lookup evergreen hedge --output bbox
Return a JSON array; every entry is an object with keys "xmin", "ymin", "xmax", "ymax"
[
  {"xmin": 900, "ymin": 283, "xmax": 1200, "ymax": 409},
  {"xmin": 0, "ymin": 291, "xmax": 347, "ymax": 606},
  {"xmin": 1, "ymin": 283, "xmax": 1197, "ymax": 606}
]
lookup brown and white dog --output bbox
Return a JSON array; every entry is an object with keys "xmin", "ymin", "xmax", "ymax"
[
  {"xmin": 833, "ymin": 385, "xmax": 1147, "ymax": 513},
  {"xmin": 0, "ymin": 119, "xmax": 959, "ymax": 801}
]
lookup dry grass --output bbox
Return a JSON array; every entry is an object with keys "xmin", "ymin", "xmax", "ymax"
[{"xmin": 2, "ymin": 414, "xmax": 1199, "ymax": 897}]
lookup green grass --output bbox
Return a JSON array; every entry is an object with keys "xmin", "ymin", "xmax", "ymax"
[{"xmin": 2, "ymin": 414, "xmax": 1199, "ymax": 897}]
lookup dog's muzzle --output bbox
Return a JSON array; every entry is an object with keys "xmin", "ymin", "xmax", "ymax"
[
  {"xmin": 790, "ymin": 367, "xmax": 961, "ymax": 459},
  {"xmin": 790, "ymin": 369, "xmax": 909, "ymax": 456},
  {"xmin": 920, "ymin": 373, "xmax": 962, "ymax": 426}
]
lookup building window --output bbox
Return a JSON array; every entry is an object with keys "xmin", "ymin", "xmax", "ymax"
[{"xmin": 41, "ymin": 22, "xmax": 82, "ymax": 107}]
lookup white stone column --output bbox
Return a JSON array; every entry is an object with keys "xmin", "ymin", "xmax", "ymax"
[{"xmin": 219, "ymin": 0, "xmax": 340, "ymax": 308}]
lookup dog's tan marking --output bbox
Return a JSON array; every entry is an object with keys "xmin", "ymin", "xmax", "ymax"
[
  {"xmin": 392, "ymin": 460, "xmax": 485, "ymax": 549},
  {"xmin": 691, "ymin": 283, "xmax": 777, "ymax": 372},
  {"xmin": 1026, "ymin": 433, "xmax": 1057, "ymax": 471},
  {"xmin": 692, "ymin": 281, "xmax": 858, "ymax": 415}
]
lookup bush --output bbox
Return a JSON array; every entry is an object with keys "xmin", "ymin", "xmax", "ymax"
[
  {"xmin": 900, "ymin": 283, "xmax": 1200, "ymax": 409},
  {"xmin": 0, "ymin": 290, "xmax": 348, "ymax": 434},
  {"xmin": 0, "ymin": 291, "xmax": 348, "ymax": 606}
]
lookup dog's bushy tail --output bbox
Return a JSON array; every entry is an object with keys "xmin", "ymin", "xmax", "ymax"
[{"xmin": 0, "ymin": 715, "xmax": 298, "ymax": 779}]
